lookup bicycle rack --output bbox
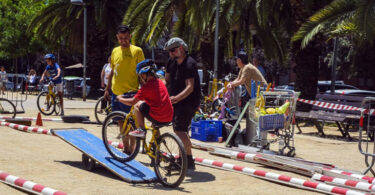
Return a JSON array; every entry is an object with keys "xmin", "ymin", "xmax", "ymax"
[
  {"xmin": 0, "ymin": 74, "xmax": 27, "ymax": 114},
  {"xmin": 358, "ymin": 97, "xmax": 375, "ymax": 176}
]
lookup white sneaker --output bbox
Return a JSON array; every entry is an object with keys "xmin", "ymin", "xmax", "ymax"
[{"xmin": 129, "ymin": 128, "xmax": 146, "ymax": 138}]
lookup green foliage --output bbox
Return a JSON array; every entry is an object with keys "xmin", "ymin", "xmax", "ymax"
[
  {"xmin": 0, "ymin": 0, "xmax": 45, "ymax": 59},
  {"xmin": 123, "ymin": 0, "xmax": 295, "ymax": 65},
  {"xmin": 292, "ymin": 0, "xmax": 375, "ymax": 48}
]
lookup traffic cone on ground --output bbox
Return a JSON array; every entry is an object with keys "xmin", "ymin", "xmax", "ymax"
[{"xmin": 36, "ymin": 112, "xmax": 43, "ymax": 126}]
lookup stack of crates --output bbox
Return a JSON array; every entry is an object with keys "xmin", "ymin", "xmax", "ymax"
[{"xmin": 191, "ymin": 119, "xmax": 223, "ymax": 142}]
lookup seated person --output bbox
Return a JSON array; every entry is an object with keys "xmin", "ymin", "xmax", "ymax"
[
  {"xmin": 116, "ymin": 59, "xmax": 173, "ymax": 138},
  {"xmin": 27, "ymin": 69, "xmax": 38, "ymax": 86}
]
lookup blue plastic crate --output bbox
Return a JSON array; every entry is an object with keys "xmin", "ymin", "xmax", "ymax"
[
  {"xmin": 259, "ymin": 114, "xmax": 285, "ymax": 131},
  {"xmin": 191, "ymin": 120, "xmax": 223, "ymax": 142}
]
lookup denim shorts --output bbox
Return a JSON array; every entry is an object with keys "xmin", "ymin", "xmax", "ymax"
[{"xmin": 111, "ymin": 92, "xmax": 137, "ymax": 113}]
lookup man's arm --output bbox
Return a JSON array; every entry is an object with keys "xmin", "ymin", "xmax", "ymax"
[
  {"xmin": 164, "ymin": 73, "xmax": 170, "ymax": 86},
  {"xmin": 100, "ymin": 65, "xmax": 106, "ymax": 88},
  {"xmin": 116, "ymin": 95, "xmax": 139, "ymax": 106},
  {"xmin": 170, "ymin": 78, "xmax": 194, "ymax": 104},
  {"xmin": 104, "ymin": 69, "xmax": 113, "ymax": 100}
]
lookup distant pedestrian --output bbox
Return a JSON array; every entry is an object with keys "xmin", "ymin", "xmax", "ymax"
[{"xmin": 0, "ymin": 66, "xmax": 7, "ymax": 95}]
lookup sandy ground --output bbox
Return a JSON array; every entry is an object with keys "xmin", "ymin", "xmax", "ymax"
[{"xmin": 0, "ymin": 92, "xmax": 372, "ymax": 194}]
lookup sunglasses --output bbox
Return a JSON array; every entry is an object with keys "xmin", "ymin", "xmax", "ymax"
[{"xmin": 168, "ymin": 46, "xmax": 179, "ymax": 53}]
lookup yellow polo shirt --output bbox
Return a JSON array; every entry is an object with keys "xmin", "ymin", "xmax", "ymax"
[{"xmin": 110, "ymin": 45, "xmax": 145, "ymax": 95}]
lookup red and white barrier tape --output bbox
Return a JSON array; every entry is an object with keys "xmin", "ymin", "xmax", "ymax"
[
  {"xmin": 324, "ymin": 168, "xmax": 375, "ymax": 184},
  {"xmin": 297, "ymin": 98, "xmax": 375, "ymax": 116},
  {"xmin": 313, "ymin": 173, "xmax": 375, "ymax": 192},
  {"xmin": 0, "ymin": 122, "xmax": 52, "ymax": 135},
  {"xmin": 0, "ymin": 116, "xmax": 62, "ymax": 122},
  {"xmin": 229, "ymin": 152, "xmax": 313, "ymax": 175},
  {"xmin": 194, "ymin": 157, "xmax": 369, "ymax": 195},
  {"xmin": 0, "ymin": 170, "xmax": 67, "ymax": 195}
]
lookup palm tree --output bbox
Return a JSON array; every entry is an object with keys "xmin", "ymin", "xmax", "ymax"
[
  {"xmin": 28, "ymin": 0, "xmax": 130, "ymax": 89},
  {"xmin": 292, "ymin": 0, "xmax": 375, "ymax": 49},
  {"xmin": 291, "ymin": 0, "xmax": 375, "ymax": 103}
]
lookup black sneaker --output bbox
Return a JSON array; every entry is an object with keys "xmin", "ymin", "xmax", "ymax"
[{"xmin": 187, "ymin": 158, "xmax": 196, "ymax": 170}]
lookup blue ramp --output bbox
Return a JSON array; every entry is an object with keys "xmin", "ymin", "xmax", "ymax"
[{"xmin": 53, "ymin": 129, "xmax": 157, "ymax": 183}]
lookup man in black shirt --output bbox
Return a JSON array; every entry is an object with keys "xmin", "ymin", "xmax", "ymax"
[{"xmin": 165, "ymin": 37, "xmax": 201, "ymax": 170}]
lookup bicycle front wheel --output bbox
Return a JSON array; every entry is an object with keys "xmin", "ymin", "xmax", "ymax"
[
  {"xmin": 0, "ymin": 98, "xmax": 16, "ymax": 118},
  {"xmin": 95, "ymin": 96, "xmax": 111, "ymax": 124},
  {"xmin": 154, "ymin": 133, "xmax": 187, "ymax": 188},
  {"xmin": 102, "ymin": 111, "xmax": 140, "ymax": 162},
  {"xmin": 37, "ymin": 91, "xmax": 55, "ymax": 115}
]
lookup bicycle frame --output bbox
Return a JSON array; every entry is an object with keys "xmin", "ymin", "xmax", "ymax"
[
  {"xmin": 45, "ymin": 81, "xmax": 57, "ymax": 106},
  {"xmin": 118, "ymin": 107, "xmax": 160, "ymax": 159}
]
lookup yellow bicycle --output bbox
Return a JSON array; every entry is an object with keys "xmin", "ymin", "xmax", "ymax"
[
  {"xmin": 37, "ymin": 79, "xmax": 61, "ymax": 115},
  {"xmin": 102, "ymin": 107, "xmax": 187, "ymax": 188}
]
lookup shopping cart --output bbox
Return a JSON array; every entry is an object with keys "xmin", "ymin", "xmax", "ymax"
[
  {"xmin": 358, "ymin": 97, "xmax": 375, "ymax": 176},
  {"xmin": 248, "ymin": 90, "xmax": 299, "ymax": 156}
]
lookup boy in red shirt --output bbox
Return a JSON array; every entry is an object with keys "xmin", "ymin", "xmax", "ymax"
[{"xmin": 116, "ymin": 59, "xmax": 173, "ymax": 138}]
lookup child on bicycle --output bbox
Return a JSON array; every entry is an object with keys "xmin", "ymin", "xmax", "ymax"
[
  {"xmin": 116, "ymin": 59, "xmax": 173, "ymax": 138},
  {"xmin": 40, "ymin": 53, "xmax": 64, "ymax": 116}
]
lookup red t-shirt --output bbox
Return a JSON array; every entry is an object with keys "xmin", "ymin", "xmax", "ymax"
[{"xmin": 134, "ymin": 78, "xmax": 173, "ymax": 122}]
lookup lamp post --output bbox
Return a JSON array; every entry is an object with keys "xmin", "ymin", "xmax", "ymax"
[
  {"xmin": 214, "ymin": 0, "xmax": 219, "ymax": 79},
  {"xmin": 71, "ymin": 0, "xmax": 87, "ymax": 101}
]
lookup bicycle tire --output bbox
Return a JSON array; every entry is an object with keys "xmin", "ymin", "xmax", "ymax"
[
  {"xmin": 54, "ymin": 97, "xmax": 61, "ymax": 115},
  {"xmin": 37, "ymin": 91, "xmax": 55, "ymax": 115},
  {"xmin": 212, "ymin": 98, "xmax": 223, "ymax": 113},
  {"xmin": 154, "ymin": 132, "xmax": 187, "ymax": 188},
  {"xmin": 102, "ymin": 111, "xmax": 140, "ymax": 162},
  {"xmin": 0, "ymin": 98, "xmax": 16, "ymax": 118},
  {"xmin": 95, "ymin": 96, "xmax": 110, "ymax": 124}
]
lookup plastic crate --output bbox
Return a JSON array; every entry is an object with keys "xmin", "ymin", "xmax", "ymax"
[
  {"xmin": 191, "ymin": 120, "xmax": 223, "ymax": 142},
  {"xmin": 259, "ymin": 114, "xmax": 284, "ymax": 131}
]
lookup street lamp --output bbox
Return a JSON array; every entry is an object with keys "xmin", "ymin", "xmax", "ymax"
[{"xmin": 71, "ymin": 0, "xmax": 87, "ymax": 101}]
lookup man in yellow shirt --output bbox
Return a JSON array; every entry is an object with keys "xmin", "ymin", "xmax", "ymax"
[{"xmin": 104, "ymin": 25, "xmax": 145, "ymax": 154}]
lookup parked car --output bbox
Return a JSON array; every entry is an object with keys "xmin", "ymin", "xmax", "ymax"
[
  {"xmin": 325, "ymin": 89, "xmax": 375, "ymax": 97},
  {"xmin": 63, "ymin": 76, "xmax": 91, "ymax": 97},
  {"xmin": 276, "ymin": 81, "xmax": 358, "ymax": 93},
  {"xmin": 5, "ymin": 74, "xmax": 27, "ymax": 91}
]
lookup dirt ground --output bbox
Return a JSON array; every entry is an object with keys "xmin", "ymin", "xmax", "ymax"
[{"xmin": 0, "ymin": 93, "xmax": 372, "ymax": 194}]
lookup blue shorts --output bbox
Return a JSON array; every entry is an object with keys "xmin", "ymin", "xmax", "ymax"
[{"xmin": 111, "ymin": 92, "xmax": 137, "ymax": 113}]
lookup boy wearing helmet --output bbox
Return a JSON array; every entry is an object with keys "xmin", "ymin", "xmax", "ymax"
[
  {"xmin": 40, "ymin": 53, "xmax": 64, "ymax": 115},
  {"xmin": 116, "ymin": 59, "xmax": 173, "ymax": 138}
]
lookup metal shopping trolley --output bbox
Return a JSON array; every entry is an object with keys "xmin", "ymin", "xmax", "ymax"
[
  {"xmin": 358, "ymin": 97, "xmax": 375, "ymax": 176},
  {"xmin": 247, "ymin": 90, "xmax": 299, "ymax": 156}
]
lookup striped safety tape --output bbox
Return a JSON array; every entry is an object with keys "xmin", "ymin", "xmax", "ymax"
[
  {"xmin": 0, "ymin": 116, "xmax": 62, "ymax": 122},
  {"xmin": 313, "ymin": 173, "xmax": 375, "ymax": 192},
  {"xmin": 0, "ymin": 170, "xmax": 67, "ymax": 195},
  {"xmin": 324, "ymin": 168, "xmax": 375, "ymax": 184},
  {"xmin": 229, "ymin": 152, "xmax": 313, "ymax": 175},
  {"xmin": 0, "ymin": 122, "xmax": 52, "ymax": 135},
  {"xmin": 297, "ymin": 98, "xmax": 375, "ymax": 116},
  {"xmin": 194, "ymin": 157, "xmax": 369, "ymax": 195}
]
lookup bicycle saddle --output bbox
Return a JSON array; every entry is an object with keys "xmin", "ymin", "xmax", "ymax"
[{"xmin": 152, "ymin": 121, "xmax": 171, "ymax": 129}]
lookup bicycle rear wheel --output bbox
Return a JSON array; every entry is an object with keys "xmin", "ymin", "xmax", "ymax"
[
  {"xmin": 95, "ymin": 96, "xmax": 111, "ymax": 124},
  {"xmin": 0, "ymin": 98, "xmax": 16, "ymax": 118},
  {"xmin": 37, "ymin": 91, "xmax": 55, "ymax": 115},
  {"xmin": 154, "ymin": 132, "xmax": 187, "ymax": 188},
  {"xmin": 102, "ymin": 111, "xmax": 140, "ymax": 162}
]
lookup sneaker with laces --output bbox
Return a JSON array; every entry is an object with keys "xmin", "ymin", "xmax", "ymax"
[{"xmin": 129, "ymin": 128, "xmax": 146, "ymax": 138}]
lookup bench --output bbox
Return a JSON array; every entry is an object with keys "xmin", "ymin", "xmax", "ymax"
[{"xmin": 295, "ymin": 94, "xmax": 366, "ymax": 140}]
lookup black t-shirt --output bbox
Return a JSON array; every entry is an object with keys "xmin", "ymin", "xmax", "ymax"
[{"xmin": 166, "ymin": 55, "xmax": 201, "ymax": 108}]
